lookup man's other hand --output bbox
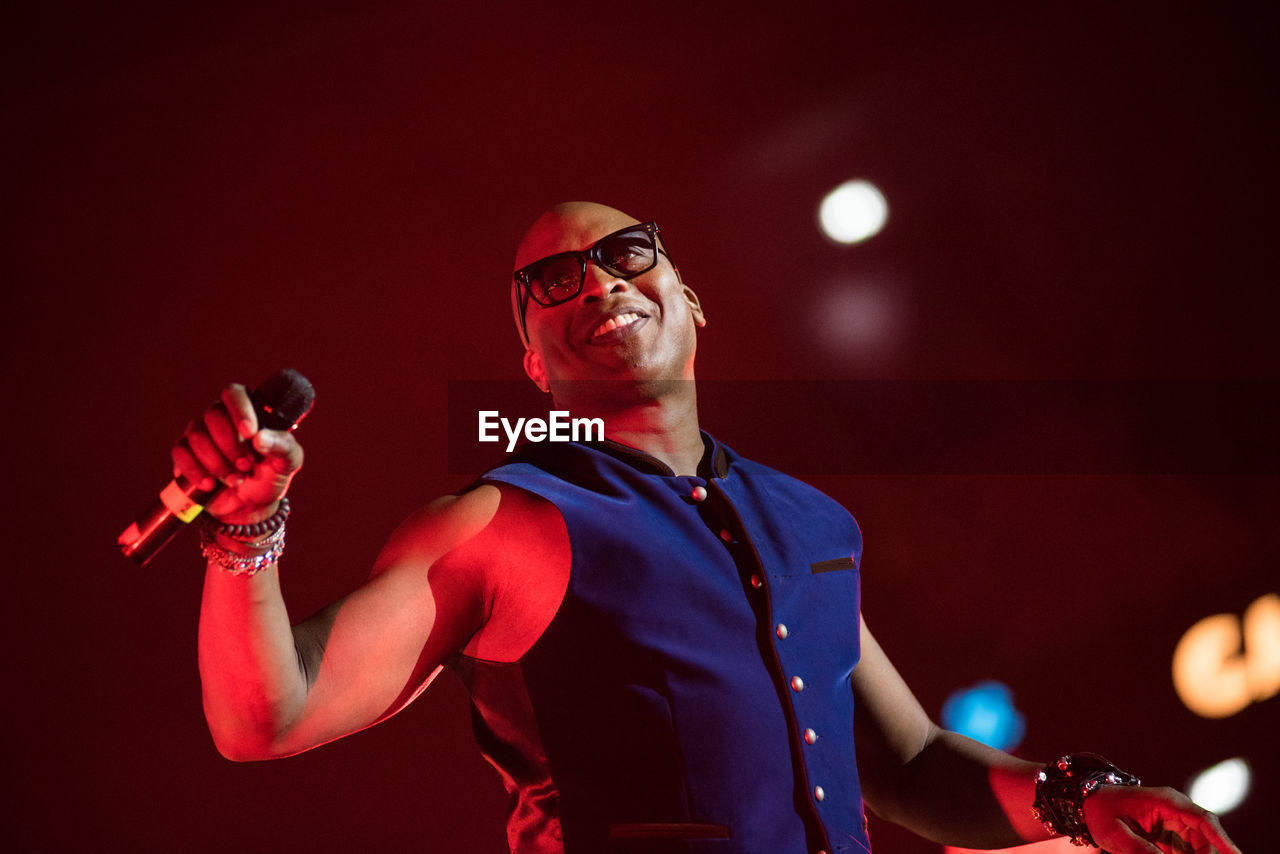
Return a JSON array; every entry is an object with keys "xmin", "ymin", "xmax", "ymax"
[{"xmin": 1085, "ymin": 784, "xmax": 1242, "ymax": 854}]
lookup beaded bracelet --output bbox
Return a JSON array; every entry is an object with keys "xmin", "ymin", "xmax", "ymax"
[
  {"xmin": 205, "ymin": 497, "xmax": 291, "ymax": 540},
  {"xmin": 200, "ymin": 523, "xmax": 286, "ymax": 575},
  {"xmin": 1031, "ymin": 753, "xmax": 1141, "ymax": 847}
]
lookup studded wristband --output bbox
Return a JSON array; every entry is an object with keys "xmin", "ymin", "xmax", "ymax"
[{"xmin": 1031, "ymin": 753, "xmax": 1141, "ymax": 847}]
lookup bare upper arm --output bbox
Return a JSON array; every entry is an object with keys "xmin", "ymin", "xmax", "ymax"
[
  {"xmin": 453, "ymin": 484, "xmax": 571, "ymax": 662},
  {"xmin": 276, "ymin": 483, "xmax": 568, "ymax": 753},
  {"xmin": 851, "ymin": 615, "xmax": 941, "ymax": 808}
]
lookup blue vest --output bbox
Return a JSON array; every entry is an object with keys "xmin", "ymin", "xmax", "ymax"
[{"xmin": 450, "ymin": 436, "xmax": 870, "ymax": 854}]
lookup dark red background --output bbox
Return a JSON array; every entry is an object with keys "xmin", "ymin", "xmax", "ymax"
[{"xmin": 5, "ymin": 2, "xmax": 1275, "ymax": 851}]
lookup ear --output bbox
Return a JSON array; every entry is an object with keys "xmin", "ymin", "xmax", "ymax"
[
  {"xmin": 681, "ymin": 285, "xmax": 707, "ymax": 328},
  {"xmin": 522, "ymin": 347, "xmax": 551, "ymax": 393}
]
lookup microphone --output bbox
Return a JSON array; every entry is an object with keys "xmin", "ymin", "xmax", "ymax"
[{"xmin": 118, "ymin": 368, "xmax": 315, "ymax": 566}]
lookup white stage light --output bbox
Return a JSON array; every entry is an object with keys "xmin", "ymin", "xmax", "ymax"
[
  {"xmin": 1188, "ymin": 758, "xmax": 1251, "ymax": 815},
  {"xmin": 818, "ymin": 179, "xmax": 888, "ymax": 244}
]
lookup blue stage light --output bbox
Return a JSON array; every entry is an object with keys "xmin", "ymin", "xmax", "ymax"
[{"xmin": 942, "ymin": 680, "xmax": 1026, "ymax": 751}]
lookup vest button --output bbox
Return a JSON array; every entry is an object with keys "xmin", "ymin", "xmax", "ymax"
[
  {"xmin": 814, "ymin": 785, "xmax": 825, "ymax": 802},
  {"xmin": 719, "ymin": 529, "xmax": 733, "ymax": 543},
  {"xmin": 750, "ymin": 574, "xmax": 763, "ymax": 589},
  {"xmin": 690, "ymin": 485, "xmax": 708, "ymax": 502},
  {"xmin": 790, "ymin": 675, "xmax": 805, "ymax": 692},
  {"xmin": 775, "ymin": 623, "xmax": 788, "ymax": 639},
  {"xmin": 804, "ymin": 728, "xmax": 817, "ymax": 744}
]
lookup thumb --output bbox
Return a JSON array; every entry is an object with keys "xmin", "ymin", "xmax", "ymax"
[
  {"xmin": 1091, "ymin": 817, "xmax": 1163, "ymax": 854},
  {"xmin": 253, "ymin": 429, "xmax": 304, "ymax": 473}
]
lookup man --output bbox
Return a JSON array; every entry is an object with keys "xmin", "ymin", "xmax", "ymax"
[{"xmin": 181, "ymin": 202, "xmax": 1240, "ymax": 853}]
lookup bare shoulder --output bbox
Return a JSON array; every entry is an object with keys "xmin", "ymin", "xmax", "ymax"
[
  {"xmin": 428, "ymin": 482, "xmax": 571, "ymax": 662},
  {"xmin": 367, "ymin": 483, "xmax": 569, "ymax": 662},
  {"xmin": 370, "ymin": 485, "xmax": 496, "ymax": 573},
  {"xmin": 374, "ymin": 483, "xmax": 563, "ymax": 571}
]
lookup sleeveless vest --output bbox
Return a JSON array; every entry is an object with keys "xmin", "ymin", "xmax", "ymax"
[{"xmin": 449, "ymin": 436, "xmax": 870, "ymax": 854}]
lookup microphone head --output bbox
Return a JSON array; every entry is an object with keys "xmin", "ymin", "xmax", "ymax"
[{"xmin": 250, "ymin": 368, "xmax": 315, "ymax": 431}]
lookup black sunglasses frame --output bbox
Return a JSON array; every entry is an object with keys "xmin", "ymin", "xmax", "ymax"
[{"xmin": 513, "ymin": 222, "xmax": 670, "ymax": 339}]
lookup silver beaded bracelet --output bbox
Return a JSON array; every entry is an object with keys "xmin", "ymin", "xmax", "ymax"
[{"xmin": 199, "ymin": 520, "xmax": 286, "ymax": 575}]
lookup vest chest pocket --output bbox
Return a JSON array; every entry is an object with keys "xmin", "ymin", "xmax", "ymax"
[
  {"xmin": 780, "ymin": 555, "xmax": 861, "ymax": 665},
  {"xmin": 810, "ymin": 556, "xmax": 856, "ymax": 574}
]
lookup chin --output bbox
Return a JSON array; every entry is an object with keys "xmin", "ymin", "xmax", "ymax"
[{"xmin": 550, "ymin": 373, "xmax": 689, "ymax": 404}]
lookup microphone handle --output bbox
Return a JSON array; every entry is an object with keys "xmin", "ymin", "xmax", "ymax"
[{"xmin": 119, "ymin": 476, "xmax": 220, "ymax": 565}]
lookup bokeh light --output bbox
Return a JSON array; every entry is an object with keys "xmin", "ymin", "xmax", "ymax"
[
  {"xmin": 811, "ymin": 278, "xmax": 904, "ymax": 363},
  {"xmin": 941, "ymin": 680, "xmax": 1025, "ymax": 752},
  {"xmin": 818, "ymin": 179, "xmax": 889, "ymax": 244},
  {"xmin": 1188, "ymin": 758, "xmax": 1251, "ymax": 815},
  {"xmin": 1173, "ymin": 593, "xmax": 1280, "ymax": 718}
]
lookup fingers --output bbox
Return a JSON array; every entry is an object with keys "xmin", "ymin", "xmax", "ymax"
[
  {"xmin": 171, "ymin": 384, "xmax": 260, "ymax": 492},
  {"xmin": 220, "ymin": 383, "xmax": 257, "ymax": 439},
  {"xmin": 1092, "ymin": 818, "xmax": 1163, "ymax": 854},
  {"xmin": 205, "ymin": 400, "xmax": 255, "ymax": 474},
  {"xmin": 1087, "ymin": 785, "xmax": 1240, "ymax": 854},
  {"xmin": 1153, "ymin": 788, "xmax": 1241, "ymax": 854},
  {"xmin": 170, "ymin": 440, "xmax": 215, "ymax": 493},
  {"xmin": 1120, "ymin": 828, "xmax": 1163, "ymax": 854},
  {"xmin": 253, "ymin": 427, "xmax": 305, "ymax": 476},
  {"xmin": 224, "ymin": 381, "xmax": 303, "ymax": 477},
  {"xmin": 173, "ymin": 410, "xmax": 242, "ymax": 490},
  {"xmin": 169, "ymin": 381, "xmax": 308, "ymax": 522},
  {"xmin": 1193, "ymin": 809, "xmax": 1242, "ymax": 854}
]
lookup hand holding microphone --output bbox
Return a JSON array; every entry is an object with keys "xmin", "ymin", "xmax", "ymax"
[{"xmin": 118, "ymin": 369, "xmax": 314, "ymax": 565}]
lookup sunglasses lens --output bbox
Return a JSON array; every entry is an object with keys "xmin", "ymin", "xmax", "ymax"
[
  {"xmin": 598, "ymin": 229, "xmax": 656, "ymax": 276},
  {"xmin": 520, "ymin": 225, "xmax": 661, "ymax": 308},
  {"xmin": 529, "ymin": 256, "xmax": 583, "ymax": 305}
]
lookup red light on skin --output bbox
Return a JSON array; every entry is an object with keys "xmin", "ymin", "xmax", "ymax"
[
  {"xmin": 973, "ymin": 765, "xmax": 1078, "ymax": 852},
  {"xmin": 946, "ymin": 838, "xmax": 1076, "ymax": 853}
]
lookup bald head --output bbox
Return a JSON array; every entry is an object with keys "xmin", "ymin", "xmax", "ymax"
[
  {"xmin": 511, "ymin": 202, "xmax": 645, "ymax": 347},
  {"xmin": 513, "ymin": 202, "xmax": 641, "ymax": 269}
]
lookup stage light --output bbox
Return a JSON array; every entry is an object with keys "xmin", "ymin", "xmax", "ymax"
[
  {"xmin": 941, "ymin": 680, "xmax": 1025, "ymax": 752},
  {"xmin": 818, "ymin": 179, "xmax": 888, "ymax": 244},
  {"xmin": 1173, "ymin": 593, "xmax": 1280, "ymax": 718},
  {"xmin": 1188, "ymin": 758, "xmax": 1251, "ymax": 815},
  {"xmin": 812, "ymin": 281, "xmax": 901, "ymax": 358}
]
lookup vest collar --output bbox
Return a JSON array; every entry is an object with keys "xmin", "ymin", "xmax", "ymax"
[{"xmin": 588, "ymin": 431, "xmax": 730, "ymax": 480}]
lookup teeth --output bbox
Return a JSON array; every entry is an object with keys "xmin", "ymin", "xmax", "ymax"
[{"xmin": 592, "ymin": 312, "xmax": 641, "ymax": 338}]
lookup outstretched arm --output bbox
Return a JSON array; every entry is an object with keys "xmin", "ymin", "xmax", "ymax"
[
  {"xmin": 851, "ymin": 616, "xmax": 1240, "ymax": 853},
  {"xmin": 179, "ymin": 383, "xmax": 498, "ymax": 760}
]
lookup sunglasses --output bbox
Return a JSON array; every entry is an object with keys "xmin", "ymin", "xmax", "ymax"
[{"xmin": 513, "ymin": 222, "xmax": 670, "ymax": 335}]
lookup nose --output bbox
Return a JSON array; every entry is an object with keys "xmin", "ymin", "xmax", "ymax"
[{"xmin": 579, "ymin": 262, "xmax": 630, "ymax": 303}]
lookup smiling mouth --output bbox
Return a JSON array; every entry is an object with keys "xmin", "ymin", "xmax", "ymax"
[{"xmin": 590, "ymin": 312, "xmax": 645, "ymax": 341}]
